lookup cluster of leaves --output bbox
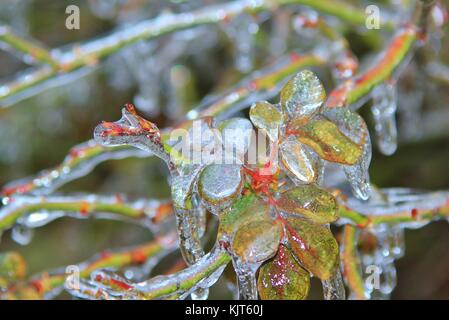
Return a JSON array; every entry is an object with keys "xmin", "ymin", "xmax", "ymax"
[
  {"xmin": 95, "ymin": 70, "xmax": 370, "ymax": 299},
  {"xmin": 135, "ymin": 70, "xmax": 367, "ymax": 299}
]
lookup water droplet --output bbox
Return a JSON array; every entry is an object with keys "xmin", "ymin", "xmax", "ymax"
[{"xmin": 11, "ymin": 224, "xmax": 33, "ymax": 245}]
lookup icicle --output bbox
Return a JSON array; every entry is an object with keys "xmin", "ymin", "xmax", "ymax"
[
  {"xmin": 174, "ymin": 208, "xmax": 204, "ymax": 266},
  {"xmin": 343, "ymin": 136, "xmax": 372, "ymax": 201},
  {"xmin": 323, "ymin": 107, "xmax": 372, "ymax": 200},
  {"xmin": 232, "ymin": 259, "xmax": 259, "ymax": 300},
  {"xmin": 11, "ymin": 224, "xmax": 33, "ymax": 245},
  {"xmin": 190, "ymin": 288, "xmax": 209, "ymax": 300},
  {"xmin": 358, "ymin": 226, "xmax": 403, "ymax": 300},
  {"xmin": 371, "ymin": 83, "xmax": 398, "ymax": 156},
  {"xmin": 322, "ymin": 269, "xmax": 346, "ymax": 300},
  {"xmin": 191, "ymin": 194, "xmax": 207, "ymax": 239},
  {"xmin": 224, "ymin": 14, "xmax": 258, "ymax": 73}
]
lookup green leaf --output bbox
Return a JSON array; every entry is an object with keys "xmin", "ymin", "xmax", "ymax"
[
  {"xmin": 232, "ymin": 219, "xmax": 282, "ymax": 264},
  {"xmin": 285, "ymin": 216, "xmax": 339, "ymax": 280},
  {"xmin": 287, "ymin": 116, "xmax": 363, "ymax": 165},
  {"xmin": 280, "ymin": 70, "xmax": 326, "ymax": 120},
  {"xmin": 219, "ymin": 193, "xmax": 270, "ymax": 237},
  {"xmin": 276, "ymin": 185, "xmax": 338, "ymax": 224},
  {"xmin": 249, "ymin": 101, "xmax": 282, "ymax": 141},
  {"xmin": 258, "ymin": 245, "xmax": 310, "ymax": 300}
]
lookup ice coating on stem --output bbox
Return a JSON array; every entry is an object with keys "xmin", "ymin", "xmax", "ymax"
[
  {"xmin": 0, "ymin": 194, "xmax": 173, "ymax": 235},
  {"xmin": 175, "ymin": 208, "xmax": 204, "ymax": 266},
  {"xmin": 93, "ymin": 104, "xmax": 175, "ymax": 173},
  {"xmin": 0, "ymin": 140, "xmax": 147, "ymax": 197},
  {"xmin": 343, "ymin": 137, "xmax": 372, "ymax": 201},
  {"xmin": 371, "ymin": 83, "xmax": 398, "ymax": 155},
  {"xmin": 322, "ymin": 269, "xmax": 346, "ymax": 300},
  {"xmin": 232, "ymin": 258, "xmax": 259, "ymax": 300},
  {"xmin": 67, "ymin": 245, "xmax": 229, "ymax": 300}
]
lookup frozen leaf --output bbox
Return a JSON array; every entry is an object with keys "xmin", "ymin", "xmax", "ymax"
[
  {"xmin": 257, "ymin": 245, "xmax": 310, "ymax": 300},
  {"xmin": 219, "ymin": 193, "xmax": 269, "ymax": 237},
  {"xmin": 280, "ymin": 70, "xmax": 326, "ymax": 120},
  {"xmin": 276, "ymin": 185, "xmax": 338, "ymax": 224},
  {"xmin": 287, "ymin": 116, "xmax": 363, "ymax": 165},
  {"xmin": 285, "ymin": 216, "xmax": 339, "ymax": 280},
  {"xmin": 322, "ymin": 107, "xmax": 368, "ymax": 146},
  {"xmin": 197, "ymin": 164, "xmax": 244, "ymax": 213},
  {"xmin": 218, "ymin": 117, "xmax": 253, "ymax": 163},
  {"xmin": 232, "ymin": 219, "xmax": 282, "ymax": 264},
  {"xmin": 249, "ymin": 101, "xmax": 282, "ymax": 141},
  {"xmin": 279, "ymin": 135, "xmax": 318, "ymax": 183},
  {"xmin": 322, "ymin": 107, "xmax": 372, "ymax": 199}
]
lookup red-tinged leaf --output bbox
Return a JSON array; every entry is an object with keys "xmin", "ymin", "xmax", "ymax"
[
  {"xmin": 286, "ymin": 116, "xmax": 363, "ymax": 165},
  {"xmin": 257, "ymin": 245, "xmax": 310, "ymax": 300},
  {"xmin": 284, "ymin": 216, "xmax": 339, "ymax": 280},
  {"xmin": 232, "ymin": 219, "xmax": 282, "ymax": 264},
  {"xmin": 276, "ymin": 185, "xmax": 338, "ymax": 224}
]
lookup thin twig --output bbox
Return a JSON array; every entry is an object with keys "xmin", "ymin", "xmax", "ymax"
[
  {"xmin": 341, "ymin": 225, "xmax": 367, "ymax": 300},
  {"xmin": 0, "ymin": 194, "xmax": 173, "ymax": 233},
  {"xmin": 1, "ymin": 240, "xmax": 175, "ymax": 299}
]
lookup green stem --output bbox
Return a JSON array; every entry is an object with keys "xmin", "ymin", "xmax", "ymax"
[
  {"xmin": 0, "ymin": 195, "xmax": 173, "ymax": 233},
  {"xmin": 1, "ymin": 241, "xmax": 168, "ymax": 299},
  {"xmin": 141, "ymin": 247, "xmax": 231, "ymax": 299},
  {"xmin": 341, "ymin": 225, "xmax": 367, "ymax": 300},
  {"xmin": 326, "ymin": 26, "xmax": 418, "ymax": 108},
  {"xmin": 0, "ymin": 26, "xmax": 57, "ymax": 67}
]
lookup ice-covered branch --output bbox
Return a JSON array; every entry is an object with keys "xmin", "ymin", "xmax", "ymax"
[
  {"xmin": 68, "ymin": 245, "xmax": 231, "ymax": 300},
  {"xmin": 0, "ymin": 194, "xmax": 173, "ymax": 234},
  {"xmin": 1, "ymin": 239, "xmax": 176, "ymax": 300},
  {"xmin": 341, "ymin": 225, "xmax": 367, "ymax": 300},
  {"xmin": 0, "ymin": 26, "xmax": 57, "ymax": 67},
  {"xmin": 326, "ymin": 0, "xmax": 437, "ymax": 110},
  {"xmin": 337, "ymin": 188, "xmax": 449, "ymax": 228},
  {"xmin": 325, "ymin": 26, "xmax": 418, "ymax": 109},
  {"xmin": 1, "ymin": 141, "xmax": 147, "ymax": 197}
]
